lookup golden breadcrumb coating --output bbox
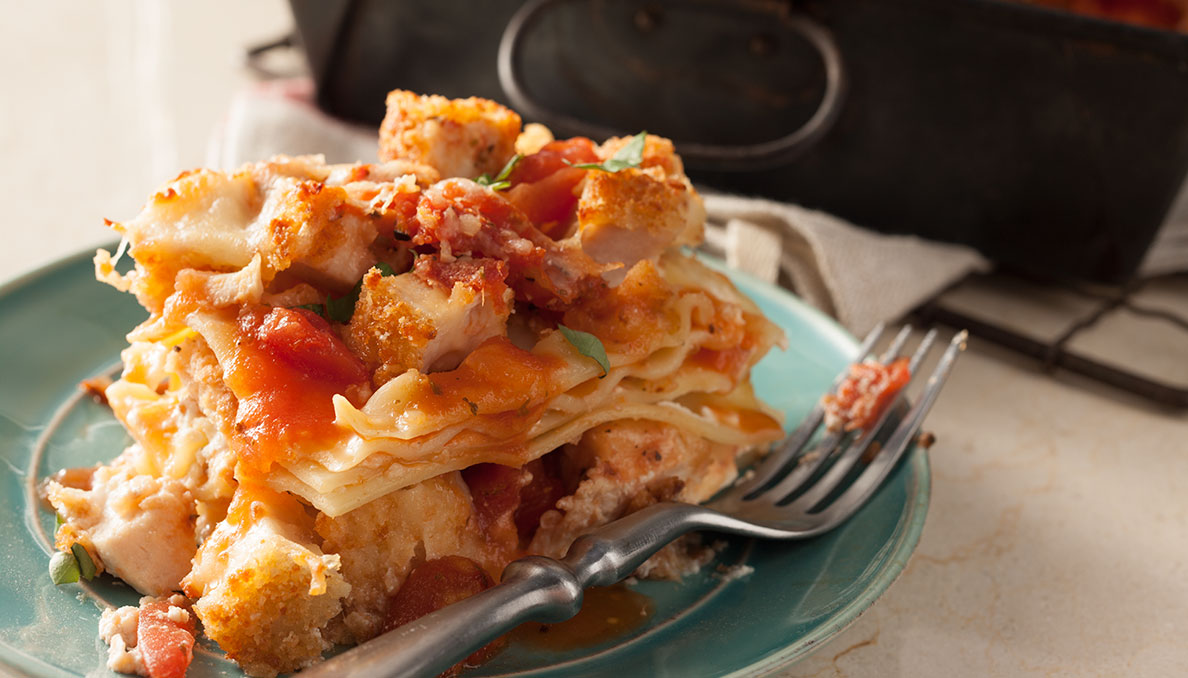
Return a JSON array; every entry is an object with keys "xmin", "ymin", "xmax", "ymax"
[
  {"xmin": 530, "ymin": 419, "xmax": 740, "ymax": 579},
  {"xmin": 183, "ymin": 488, "xmax": 349, "ymax": 677},
  {"xmin": 379, "ymin": 90, "xmax": 522, "ymax": 179},
  {"xmin": 314, "ymin": 473, "xmax": 496, "ymax": 643}
]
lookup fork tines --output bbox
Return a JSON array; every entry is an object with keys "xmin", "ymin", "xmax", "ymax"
[{"xmin": 732, "ymin": 324, "xmax": 967, "ymax": 520}]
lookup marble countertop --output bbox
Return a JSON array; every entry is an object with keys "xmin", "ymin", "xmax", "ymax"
[{"xmin": 4, "ymin": 3, "xmax": 1186, "ymax": 676}]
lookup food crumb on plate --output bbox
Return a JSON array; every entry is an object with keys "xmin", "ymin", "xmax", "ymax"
[{"xmin": 715, "ymin": 563, "xmax": 756, "ymax": 582}]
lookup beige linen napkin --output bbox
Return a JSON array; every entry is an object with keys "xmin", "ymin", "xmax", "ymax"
[
  {"xmin": 209, "ymin": 80, "xmax": 993, "ymax": 335},
  {"xmin": 698, "ymin": 197, "xmax": 990, "ymax": 335}
]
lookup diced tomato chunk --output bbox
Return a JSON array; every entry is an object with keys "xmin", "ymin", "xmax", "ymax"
[
  {"xmin": 254, "ymin": 307, "xmax": 369, "ymax": 385},
  {"xmin": 822, "ymin": 357, "xmax": 911, "ymax": 432},
  {"xmin": 463, "ymin": 463, "xmax": 529, "ymax": 536},
  {"xmin": 462, "ymin": 455, "xmax": 567, "ymax": 549},
  {"xmin": 137, "ymin": 599, "xmax": 196, "ymax": 678},
  {"xmin": 506, "ymin": 137, "xmax": 600, "ymax": 236},
  {"xmin": 227, "ymin": 307, "xmax": 371, "ymax": 471},
  {"xmin": 506, "ymin": 171, "xmax": 587, "ymax": 236},
  {"xmin": 384, "ymin": 556, "xmax": 494, "ymax": 631},
  {"xmin": 509, "ymin": 138, "xmax": 598, "ymax": 184},
  {"xmin": 512, "ymin": 457, "xmax": 567, "ymax": 544},
  {"xmin": 384, "ymin": 556, "xmax": 501, "ymax": 676}
]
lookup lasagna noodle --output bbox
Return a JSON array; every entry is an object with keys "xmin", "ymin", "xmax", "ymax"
[
  {"xmin": 273, "ymin": 387, "xmax": 779, "ymax": 516},
  {"xmin": 127, "ymin": 254, "xmax": 783, "ymax": 517},
  {"xmin": 277, "ymin": 355, "xmax": 778, "ymax": 516}
]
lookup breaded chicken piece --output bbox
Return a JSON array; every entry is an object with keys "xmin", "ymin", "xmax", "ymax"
[
  {"xmin": 46, "ymin": 448, "xmax": 198, "ymax": 596},
  {"xmin": 314, "ymin": 472, "xmax": 496, "ymax": 643},
  {"xmin": 183, "ymin": 486, "xmax": 350, "ymax": 678},
  {"xmin": 599, "ymin": 133, "xmax": 687, "ymax": 179},
  {"xmin": 529, "ymin": 419, "xmax": 742, "ymax": 578},
  {"xmin": 379, "ymin": 90, "xmax": 522, "ymax": 180},
  {"xmin": 577, "ymin": 166, "xmax": 705, "ymax": 272},
  {"xmin": 345, "ymin": 257, "xmax": 513, "ymax": 386},
  {"xmin": 95, "ymin": 155, "xmax": 435, "ymax": 325}
]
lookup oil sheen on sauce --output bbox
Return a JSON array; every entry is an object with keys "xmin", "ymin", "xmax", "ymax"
[{"xmin": 509, "ymin": 585, "xmax": 653, "ymax": 651}]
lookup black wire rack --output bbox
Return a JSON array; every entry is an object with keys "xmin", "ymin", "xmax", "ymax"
[{"xmin": 916, "ymin": 271, "xmax": 1188, "ymax": 408}]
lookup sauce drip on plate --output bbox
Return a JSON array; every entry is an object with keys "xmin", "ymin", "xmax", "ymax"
[{"xmin": 510, "ymin": 585, "xmax": 653, "ymax": 651}]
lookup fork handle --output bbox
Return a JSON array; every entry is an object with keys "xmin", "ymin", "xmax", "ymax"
[{"xmin": 301, "ymin": 502, "xmax": 723, "ymax": 678}]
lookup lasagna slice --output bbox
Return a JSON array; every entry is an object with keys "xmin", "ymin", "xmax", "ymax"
[{"xmin": 47, "ymin": 91, "xmax": 787, "ymax": 677}]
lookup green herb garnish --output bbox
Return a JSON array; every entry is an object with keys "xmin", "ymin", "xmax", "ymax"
[
  {"xmin": 72, "ymin": 543, "xmax": 97, "ymax": 580},
  {"xmin": 324, "ymin": 289, "xmax": 359, "ymax": 324},
  {"xmin": 558, "ymin": 325, "xmax": 610, "ymax": 377},
  {"xmin": 475, "ymin": 154, "xmax": 523, "ymax": 191},
  {"xmin": 294, "ymin": 262, "xmax": 398, "ymax": 323},
  {"xmin": 49, "ymin": 551, "xmax": 80, "ymax": 585},
  {"xmin": 567, "ymin": 131, "xmax": 646, "ymax": 173}
]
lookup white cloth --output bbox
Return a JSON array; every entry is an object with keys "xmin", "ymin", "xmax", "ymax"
[
  {"xmin": 207, "ymin": 80, "xmax": 997, "ymax": 335},
  {"xmin": 698, "ymin": 197, "xmax": 990, "ymax": 335}
]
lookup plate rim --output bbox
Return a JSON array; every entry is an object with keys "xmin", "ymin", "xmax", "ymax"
[
  {"xmin": 741, "ymin": 450, "xmax": 930, "ymax": 677},
  {"xmin": 0, "ymin": 246, "xmax": 931, "ymax": 678}
]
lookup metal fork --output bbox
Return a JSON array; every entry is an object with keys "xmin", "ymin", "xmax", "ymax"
[{"xmin": 301, "ymin": 324, "xmax": 968, "ymax": 678}]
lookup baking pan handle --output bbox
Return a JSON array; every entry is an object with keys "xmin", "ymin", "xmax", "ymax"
[{"xmin": 498, "ymin": 0, "xmax": 847, "ymax": 170}]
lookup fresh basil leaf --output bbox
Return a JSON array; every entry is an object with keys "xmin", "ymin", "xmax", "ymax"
[
  {"xmin": 558, "ymin": 325, "xmax": 610, "ymax": 377},
  {"xmin": 324, "ymin": 288, "xmax": 358, "ymax": 324},
  {"xmin": 294, "ymin": 263, "xmax": 398, "ymax": 323},
  {"xmin": 568, "ymin": 131, "xmax": 647, "ymax": 173},
  {"xmin": 475, "ymin": 154, "xmax": 522, "ymax": 190},
  {"xmin": 493, "ymin": 154, "xmax": 523, "ymax": 182},
  {"xmin": 49, "ymin": 550, "xmax": 80, "ymax": 585},
  {"xmin": 72, "ymin": 543, "xmax": 97, "ymax": 580},
  {"xmin": 293, "ymin": 302, "xmax": 325, "ymax": 314}
]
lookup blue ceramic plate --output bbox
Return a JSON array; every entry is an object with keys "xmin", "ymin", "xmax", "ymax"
[{"xmin": 0, "ymin": 249, "xmax": 929, "ymax": 678}]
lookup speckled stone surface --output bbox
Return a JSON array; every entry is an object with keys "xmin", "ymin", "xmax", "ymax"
[
  {"xmin": 5, "ymin": 4, "xmax": 1186, "ymax": 676},
  {"xmin": 784, "ymin": 335, "xmax": 1188, "ymax": 677}
]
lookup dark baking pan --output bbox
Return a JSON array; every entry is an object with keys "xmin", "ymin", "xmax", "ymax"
[{"xmin": 288, "ymin": 0, "xmax": 1188, "ymax": 283}]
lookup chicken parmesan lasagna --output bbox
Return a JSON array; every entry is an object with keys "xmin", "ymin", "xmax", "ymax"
[{"xmin": 44, "ymin": 91, "xmax": 786, "ymax": 677}]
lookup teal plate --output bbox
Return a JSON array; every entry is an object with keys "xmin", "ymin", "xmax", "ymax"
[{"xmin": 0, "ymin": 250, "xmax": 929, "ymax": 678}]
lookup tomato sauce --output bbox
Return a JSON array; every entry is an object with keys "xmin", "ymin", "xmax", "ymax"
[
  {"xmin": 823, "ymin": 357, "xmax": 911, "ymax": 432},
  {"xmin": 510, "ymin": 584, "xmax": 653, "ymax": 652},
  {"xmin": 462, "ymin": 454, "xmax": 567, "ymax": 550},
  {"xmin": 462, "ymin": 463, "xmax": 529, "ymax": 553},
  {"xmin": 505, "ymin": 137, "xmax": 599, "ymax": 235},
  {"xmin": 561, "ymin": 260, "xmax": 677, "ymax": 358},
  {"xmin": 401, "ymin": 336, "xmax": 567, "ymax": 431},
  {"xmin": 412, "ymin": 178, "xmax": 606, "ymax": 309},
  {"xmin": 225, "ymin": 307, "xmax": 369, "ymax": 471},
  {"xmin": 384, "ymin": 556, "xmax": 502, "ymax": 677},
  {"xmin": 688, "ymin": 346, "xmax": 752, "ymax": 382}
]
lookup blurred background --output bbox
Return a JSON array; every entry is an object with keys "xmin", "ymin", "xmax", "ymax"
[
  {"xmin": 5, "ymin": 0, "xmax": 1185, "ymax": 406},
  {"xmin": 1, "ymin": 1, "xmax": 291, "ymax": 279}
]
